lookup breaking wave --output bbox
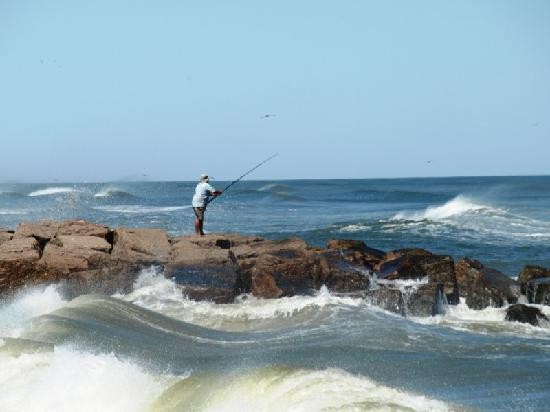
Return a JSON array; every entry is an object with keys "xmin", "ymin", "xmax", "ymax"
[
  {"xmin": 93, "ymin": 187, "xmax": 137, "ymax": 199},
  {"xmin": 93, "ymin": 205, "xmax": 190, "ymax": 214},
  {"xmin": 393, "ymin": 195, "xmax": 491, "ymax": 220},
  {"xmin": 28, "ymin": 187, "xmax": 78, "ymax": 197}
]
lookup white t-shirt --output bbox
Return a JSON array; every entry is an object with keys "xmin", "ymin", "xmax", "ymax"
[{"xmin": 192, "ymin": 182, "xmax": 217, "ymax": 207}]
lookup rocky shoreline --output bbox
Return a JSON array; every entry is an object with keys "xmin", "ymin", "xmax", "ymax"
[{"xmin": 1, "ymin": 220, "xmax": 549, "ymax": 326}]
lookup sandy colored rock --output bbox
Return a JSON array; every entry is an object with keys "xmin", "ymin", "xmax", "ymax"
[
  {"xmin": 0, "ymin": 230, "xmax": 13, "ymax": 246},
  {"xmin": 57, "ymin": 220, "xmax": 110, "ymax": 238},
  {"xmin": 13, "ymin": 220, "xmax": 59, "ymax": 242},
  {"xmin": 41, "ymin": 236, "xmax": 111, "ymax": 274},
  {"xmin": 0, "ymin": 237, "xmax": 41, "ymax": 261},
  {"xmin": 112, "ymin": 228, "xmax": 171, "ymax": 263}
]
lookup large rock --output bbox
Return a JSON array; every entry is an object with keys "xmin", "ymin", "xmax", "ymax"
[
  {"xmin": 40, "ymin": 235, "xmax": 112, "ymax": 274},
  {"xmin": 455, "ymin": 258, "xmax": 519, "ymax": 309},
  {"xmin": 57, "ymin": 220, "xmax": 111, "ymax": 239},
  {"xmin": 505, "ymin": 304, "xmax": 548, "ymax": 326},
  {"xmin": 326, "ymin": 239, "xmax": 385, "ymax": 270},
  {"xmin": 318, "ymin": 249, "xmax": 369, "ymax": 293},
  {"xmin": 112, "ymin": 228, "xmax": 171, "ymax": 263},
  {"xmin": 518, "ymin": 265, "xmax": 550, "ymax": 305},
  {"xmin": 0, "ymin": 230, "xmax": 13, "ymax": 246},
  {"xmin": 0, "ymin": 237, "xmax": 44, "ymax": 293},
  {"xmin": 13, "ymin": 220, "xmax": 59, "ymax": 247},
  {"xmin": 167, "ymin": 236, "xmax": 242, "ymax": 303},
  {"xmin": 376, "ymin": 249, "xmax": 459, "ymax": 305}
]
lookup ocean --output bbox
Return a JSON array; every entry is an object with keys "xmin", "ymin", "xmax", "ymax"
[{"xmin": 1, "ymin": 176, "xmax": 550, "ymax": 411}]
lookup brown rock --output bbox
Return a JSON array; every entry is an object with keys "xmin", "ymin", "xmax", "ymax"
[
  {"xmin": 167, "ymin": 236, "xmax": 243, "ymax": 303},
  {"xmin": 13, "ymin": 220, "xmax": 59, "ymax": 243},
  {"xmin": 41, "ymin": 236, "xmax": 111, "ymax": 274},
  {"xmin": 455, "ymin": 258, "xmax": 519, "ymax": 309},
  {"xmin": 326, "ymin": 239, "xmax": 385, "ymax": 269},
  {"xmin": 518, "ymin": 265, "xmax": 550, "ymax": 304},
  {"xmin": 112, "ymin": 228, "xmax": 171, "ymax": 263},
  {"xmin": 0, "ymin": 237, "xmax": 44, "ymax": 294},
  {"xmin": 365, "ymin": 288, "xmax": 404, "ymax": 315},
  {"xmin": 318, "ymin": 250, "xmax": 369, "ymax": 293},
  {"xmin": 505, "ymin": 304, "xmax": 549, "ymax": 326},
  {"xmin": 0, "ymin": 237, "xmax": 41, "ymax": 261},
  {"xmin": 57, "ymin": 220, "xmax": 110, "ymax": 238},
  {"xmin": 0, "ymin": 230, "xmax": 13, "ymax": 246}
]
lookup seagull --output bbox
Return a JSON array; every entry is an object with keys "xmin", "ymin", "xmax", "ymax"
[
  {"xmin": 260, "ymin": 114, "xmax": 276, "ymax": 119},
  {"xmin": 426, "ymin": 160, "xmax": 432, "ymax": 164}
]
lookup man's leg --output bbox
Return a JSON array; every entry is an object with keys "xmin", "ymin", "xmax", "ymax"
[{"xmin": 194, "ymin": 216, "xmax": 201, "ymax": 235}]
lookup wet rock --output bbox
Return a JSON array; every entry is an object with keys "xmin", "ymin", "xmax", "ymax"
[
  {"xmin": 377, "ymin": 250, "xmax": 459, "ymax": 305},
  {"xmin": 112, "ymin": 228, "xmax": 171, "ymax": 263},
  {"xmin": 518, "ymin": 265, "xmax": 550, "ymax": 305},
  {"xmin": 167, "ymin": 236, "xmax": 243, "ymax": 303},
  {"xmin": 318, "ymin": 250, "xmax": 369, "ymax": 293},
  {"xmin": 505, "ymin": 304, "xmax": 548, "ymax": 326},
  {"xmin": 326, "ymin": 239, "xmax": 385, "ymax": 269},
  {"xmin": 365, "ymin": 288, "xmax": 404, "ymax": 315},
  {"xmin": 456, "ymin": 258, "xmax": 519, "ymax": 310}
]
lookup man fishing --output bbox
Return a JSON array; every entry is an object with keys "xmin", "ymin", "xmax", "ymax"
[
  {"xmin": 191, "ymin": 154, "xmax": 277, "ymax": 235},
  {"xmin": 192, "ymin": 174, "xmax": 221, "ymax": 236}
]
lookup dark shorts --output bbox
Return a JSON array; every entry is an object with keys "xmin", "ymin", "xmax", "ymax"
[{"xmin": 193, "ymin": 207, "xmax": 205, "ymax": 221}]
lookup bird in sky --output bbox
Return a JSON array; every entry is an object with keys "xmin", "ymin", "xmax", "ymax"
[{"xmin": 260, "ymin": 114, "xmax": 276, "ymax": 119}]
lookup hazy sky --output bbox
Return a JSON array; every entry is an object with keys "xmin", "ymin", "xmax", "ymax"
[{"xmin": 1, "ymin": 0, "xmax": 549, "ymax": 182}]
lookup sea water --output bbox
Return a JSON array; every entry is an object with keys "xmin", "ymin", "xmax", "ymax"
[{"xmin": 1, "ymin": 176, "xmax": 550, "ymax": 411}]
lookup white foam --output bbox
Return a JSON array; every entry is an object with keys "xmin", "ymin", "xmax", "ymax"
[
  {"xmin": 93, "ymin": 187, "xmax": 132, "ymax": 197},
  {"xmin": 93, "ymin": 205, "xmax": 189, "ymax": 214},
  {"xmin": 0, "ymin": 209, "xmax": 29, "ymax": 215},
  {"xmin": 338, "ymin": 223, "xmax": 370, "ymax": 233},
  {"xmin": 157, "ymin": 367, "xmax": 450, "ymax": 412},
  {"xmin": 394, "ymin": 195, "xmax": 488, "ymax": 220},
  {"xmin": 412, "ymin": 298, "xmax": 550, "ymax": 338},
  {"xmin": 119, "ymin": 268, "xmax": 363, "ymax": 330},
  {"xmin": 0, "ymin": 346, "xmax": 177, "ymax": 412},
  {"xmin": 0, "ymin": 285, "xmax": 67, "ymax": 338},
  {"xmin": 28, "ymin": 187, "xmax": 77, "ymax": 197}
]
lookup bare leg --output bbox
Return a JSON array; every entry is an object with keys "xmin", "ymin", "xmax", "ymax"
[
  {"xmin": 199, "ymin": 218, "xmax": 205, "ymax": 236},
  {"xmin": 194, "ymin": 217, "xmax": 201, "ymax": 235}
]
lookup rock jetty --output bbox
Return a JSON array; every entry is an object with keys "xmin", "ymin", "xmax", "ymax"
[{"xmin": 1, "ymin": 220, "xmax": 547, "ymax": 322}]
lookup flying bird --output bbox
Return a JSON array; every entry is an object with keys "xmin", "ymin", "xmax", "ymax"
[{"xmin": 260, "ymin": 114, "xmax": 276, "ymax": 119}]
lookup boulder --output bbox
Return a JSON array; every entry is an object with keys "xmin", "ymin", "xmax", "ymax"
[
  {"xmin": 167, "ymin": 236, "xmax": 243, "ymax": 303},
  {"xmin": 365, "ymin": 288, "xmax": 404, "ymax": 315},
  {"xmin": 13, "ymin": 220, "xmax": 59, "ymax": 247},
  {"xmin": 242, "ymin": 238, "xmax": 323, "ymax": 298},
  {"xmin": 376, "ymin": 249, "xmax": 459, "ymax": 305},
  {"xmin": 0, "ymin": 237, "xmax": 41, "ymax": 261},
  {"xmin": 40, "ymin": 236, "xmax": 112, "ymax": 274},
  {"xmin": 326, "ymin": 239, "xmax": 385, "ymax": 270},
  {"xmin": 57, "ymin": 220, "xmax": 110, "ymax": 239},
  {"xmin": 518, "ymin": 265, "xmax": 550, "ymax": 305},
  {"xmin": 0, "ymin": 230, "xmax": 13, "ymax": 246},
  {"xmin": 455, "ymin": 258, "xmax": 519, "ymax": 310},
  {"xmin": 505, "ymin": 304, "xmax": 549, "ymax": 326},
  {"xmin": 0, "ymin": 237, "xmax": 44, "ymax": 293},
  {"xmin": 318, "ymin": 249, "xmax": 369, "ymax": 293},
  {"xmin": 111, "ymin": 228, "xmax": 171, "ymax": 263}
]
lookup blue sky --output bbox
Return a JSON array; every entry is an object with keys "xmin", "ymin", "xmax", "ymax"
[{"xmin": 1, "ymin": 0, "xmax": 549, "ymax": 181}]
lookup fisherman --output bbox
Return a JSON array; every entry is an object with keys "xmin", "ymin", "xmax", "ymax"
[{"xmin": 192, "ymin": 174, "xmax": 222, "ymax": 236}]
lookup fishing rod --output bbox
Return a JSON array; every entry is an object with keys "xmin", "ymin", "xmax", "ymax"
[{"xmin": 205, "ymin": 153, "xmax": 278, "ymax": 205}]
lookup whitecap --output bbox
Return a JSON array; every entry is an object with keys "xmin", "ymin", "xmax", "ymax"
[
  {"xmin": 28, "ymin": 187, "xmax": 77, "ymax": 197},
  {"xmin": 393, "ymin": 195, "xmax": 491, "ymax": 221},
  {"xmin": 93, "ymin": 205, "xmax": 190, "ymax": 214}
]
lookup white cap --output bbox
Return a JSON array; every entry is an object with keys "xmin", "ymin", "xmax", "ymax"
[{"xmin": 199, "ymin": 174, "xmax": 209, "ymax": 182}]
